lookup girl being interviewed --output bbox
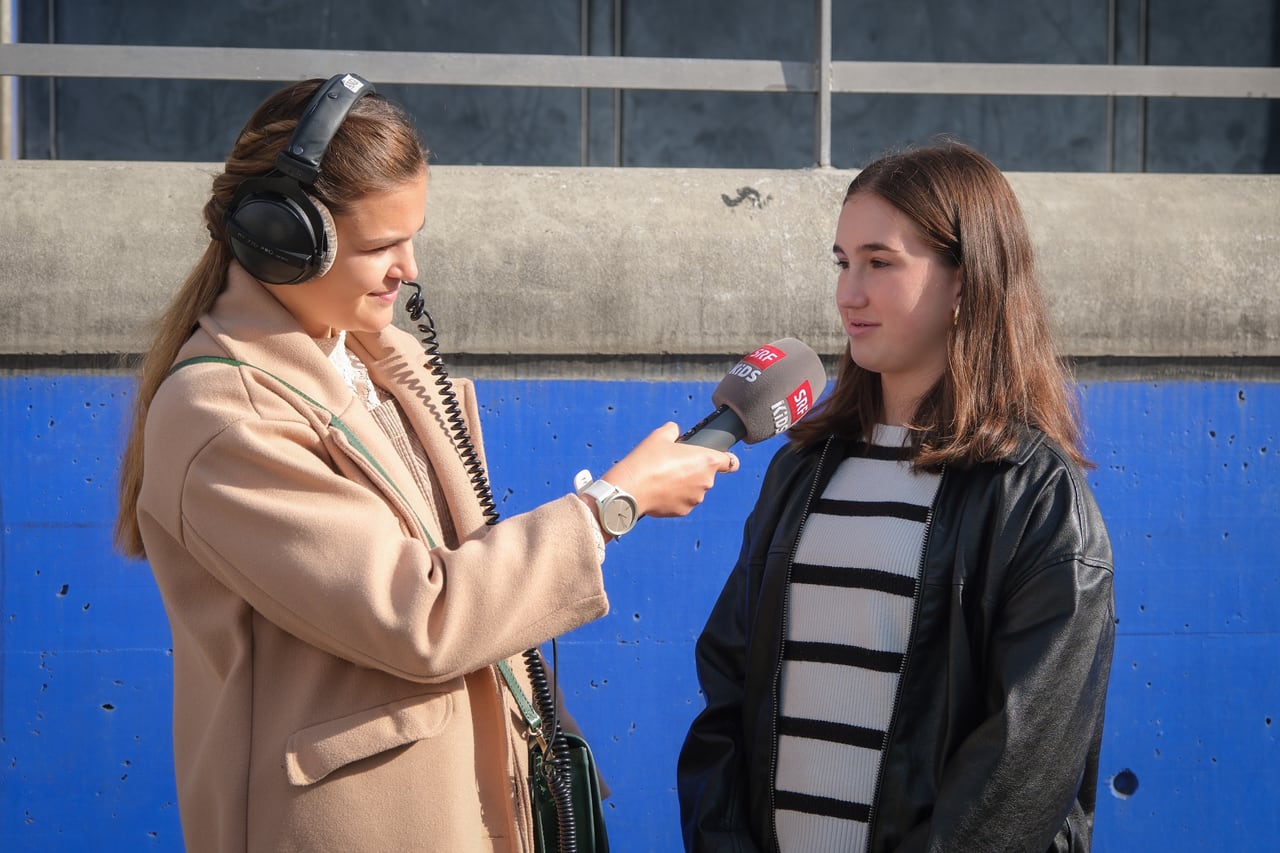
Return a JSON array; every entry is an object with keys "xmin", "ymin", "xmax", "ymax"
[
  {"xmin": 678, "ymin": 142, "xmax": 1115, "ymax": 852},
  {"xmin": 115, "ymin": 74, "xmax": 736, "ymax": 853}
]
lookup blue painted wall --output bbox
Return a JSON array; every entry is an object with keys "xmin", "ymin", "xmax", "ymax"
[{"xmin": 2, "ymin": 375, "xmax": 1277, "ymax": 850}]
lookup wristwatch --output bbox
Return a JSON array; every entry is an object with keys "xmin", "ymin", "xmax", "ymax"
[{"xmin": 574, "ymin": 469, "xmax": 639, "ymax": 538}]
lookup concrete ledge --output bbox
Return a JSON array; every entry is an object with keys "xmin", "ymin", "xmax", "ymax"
[{"xmin": 2, "ymin": 161, "xmax": 1277, "ymax": 362}]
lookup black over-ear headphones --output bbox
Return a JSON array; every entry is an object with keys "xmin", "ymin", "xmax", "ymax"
[{"xmin": 224, "ymin": 73, "xmax": 376, "ymax": 284}]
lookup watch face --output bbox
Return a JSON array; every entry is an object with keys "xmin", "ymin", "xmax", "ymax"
[{"xmin": 602, "ymin": 495, "xmax": 638, "ymax": 535}]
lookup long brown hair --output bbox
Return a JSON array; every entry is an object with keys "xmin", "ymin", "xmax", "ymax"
[
  {"xmin": 789, "ymin": 141, "xmax": 1087, "ymax": 469},
  {"xmin": 114, "ymin": 78, "xmax": 429, "ymax": 558}
]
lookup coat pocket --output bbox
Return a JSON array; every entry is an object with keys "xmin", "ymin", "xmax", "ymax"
[{"xmin": 284, "ymin": 692, "xmax": 453, "ymax": 786}]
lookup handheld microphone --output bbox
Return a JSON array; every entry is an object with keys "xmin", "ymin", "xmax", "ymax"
[{"xmin": 679, "ymin": 338, "xmax": 827, "ymax": 451}]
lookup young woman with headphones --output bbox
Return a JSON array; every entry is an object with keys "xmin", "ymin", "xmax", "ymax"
[{"xmin": 115, "ymin": 73, "xmax": 737, "ymax": 852}]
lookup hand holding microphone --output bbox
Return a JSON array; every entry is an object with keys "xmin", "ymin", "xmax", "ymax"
[{"xmin": 588, "ymin": 339, "xmax": 826, "ymax": 533}]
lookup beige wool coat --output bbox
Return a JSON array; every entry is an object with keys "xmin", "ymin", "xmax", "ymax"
[{"xmin": 137, "ymin": 265, "xmax": 610, "ymax": 852}]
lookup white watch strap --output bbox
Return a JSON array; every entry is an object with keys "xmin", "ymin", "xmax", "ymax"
[{"xmin": 580, "ymin": 478, "xmax": 620, "ymax": 503}]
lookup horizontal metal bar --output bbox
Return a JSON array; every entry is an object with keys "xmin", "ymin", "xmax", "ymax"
[
  {"xmin": 832, "ymin": 60, "xmax": 1280, "ymax": 99},
  {"xmin": 1, "ymin": 43, "xmax": 1276, "ymax": 100},
  {"xmin": 0, "ymin": 43, "xmax": 813, "ymax": 92}
]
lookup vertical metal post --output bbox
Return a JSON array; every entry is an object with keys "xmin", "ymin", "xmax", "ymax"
[
  {"xmin": 581, "ymin": 0, "xmax": 621, "ymax": 167},
  {"xmin": 579, "ymin": 0, "xmax": 589, "ymax": 166},
  {"xmin": 815, "ymin": 0, "xmax": 832, "ymax": 168},
  {"xmin": 1, "ymin": 0, "xmax": 13, "ymax": 159},
  {"xmin": 46, "ymin": 0, "xmax": 56, "ymax": 158},
  {"xmin": 1138, "ymin": 0, "xmax": 1149, "ymax": 172},
  {"xmin": 1105, "ymin": 0, "xmax": 1116, "ymax": 172},
  {"xmin": 612, "ymin": 0, "xmax": 623, "ymax": 167}
]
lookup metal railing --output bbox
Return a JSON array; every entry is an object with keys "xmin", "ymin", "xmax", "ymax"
[{"xmin": 1, "ymin": 0, "xmax": 1277, "ymax": 167}]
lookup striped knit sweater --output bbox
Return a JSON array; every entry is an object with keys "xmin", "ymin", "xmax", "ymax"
[{"xmin": 774, "ymin": 424, "xmax": 941, "ymax": 852}]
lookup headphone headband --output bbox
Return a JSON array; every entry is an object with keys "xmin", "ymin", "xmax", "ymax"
[
  {"xmin": 276, "ymin": 73, "xmax": 375, "ymax": 185},
  {"xmin": 224, "ymin": 72, "xmax": 376, "ymax": 284}
]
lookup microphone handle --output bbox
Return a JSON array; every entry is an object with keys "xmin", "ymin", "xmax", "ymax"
[{"xmin": 678, "ymin": 404, "xmax": 747, "ymax": 451}]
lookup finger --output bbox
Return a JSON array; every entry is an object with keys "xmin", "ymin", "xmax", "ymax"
[
  {"xmin": 654, "ymin": 422, "xmax": 681, "ymax": 441},
  {"xmin": 724, "ymin": 452, "xmax": 739, "ymax": 474}
]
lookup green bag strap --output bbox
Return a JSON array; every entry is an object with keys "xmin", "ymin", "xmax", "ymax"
[
  {"xmin": 168, "ymin": 355, "xmax": 437, "ymax": 549},
  {"xmin": 497, "ymin": 658, "xmax": 545, "ymax": 751}
]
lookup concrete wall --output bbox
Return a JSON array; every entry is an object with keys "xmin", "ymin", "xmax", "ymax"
[
  {"xmin": 3, "ymin": 162, "xmax": 1279, "ymax": 366},
  {"xmin": 2, "ymin": 162, "xmax": 1279, "ymax": 852}
]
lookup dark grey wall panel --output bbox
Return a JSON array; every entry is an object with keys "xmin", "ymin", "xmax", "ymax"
[
  {"xmin": 14, "ymin": 0, "xmax": 1280, "ymax": 172},
  {"xmin": 621, "ymin": 90, "xmax": 816, "ymax": 167},
  {"xmin": 18, "ymin": 0, "xmax": 585, "ymax": 164},
  {"xmin": 823, "ymin": 0, "xmax": 1110, "ymax": 170},
  {"xmin": 1144, "ymin": 0, "xmax": 1280, "ymax": 173},
  {"xmin": 828, "ymin": 93, "xmax": 1111, "ymax": 171},
  {"xmin": 830, "ymin": 0, "xmax": 1109, "ymax": 63}
]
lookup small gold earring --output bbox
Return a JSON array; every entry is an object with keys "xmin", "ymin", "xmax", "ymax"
[{"xmin": 952, "ymin": 304, "xmax": 960, "ymax": 327}]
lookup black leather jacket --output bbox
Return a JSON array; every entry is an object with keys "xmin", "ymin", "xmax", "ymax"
[{"xmin": 678, "ymin": 431, "xmax": 1115, "ymax": 853}]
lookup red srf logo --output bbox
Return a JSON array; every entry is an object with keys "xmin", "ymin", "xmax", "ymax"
[
  {"xmin": 769, "ymin": 380, "xmax": 814, "ymax": 433},
  {"xmin": 742, "ymin": 344, "xmax": 785, "ymax": 371},
  {"xmin": 788, "ymin": 381, "xmax": 813, "ymax": 420}
]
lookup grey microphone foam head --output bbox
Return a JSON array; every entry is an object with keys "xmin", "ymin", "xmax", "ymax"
[{"xmin": 711, "ymin": 338, "xmax": 827, "ymax": 443}]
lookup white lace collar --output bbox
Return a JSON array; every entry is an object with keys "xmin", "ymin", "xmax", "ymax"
[{"xmin": 321, "ymin": 330, "xmax": 381, "ymax": 410}]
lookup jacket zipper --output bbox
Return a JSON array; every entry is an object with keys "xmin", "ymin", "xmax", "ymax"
[
  {"xmin": 769, "ymin": 436, "xmax": 834, "ymax": 850},
  {"xmin": 863, "ymin": 464, "xmax": 946, "ymax": 848}
]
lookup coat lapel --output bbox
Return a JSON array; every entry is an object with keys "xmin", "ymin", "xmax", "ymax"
[
  {"xmin": 189, "ymin": 264, "xmax": 447, "ymax": 548},
  {"xmin": 350, "ymin": 330, "xmax": 490, "ymax": 542}
]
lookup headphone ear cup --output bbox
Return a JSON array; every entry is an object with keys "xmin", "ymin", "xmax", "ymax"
[
  {"xmin": 224, "ymin": 178, "xmax": 334, "ymax": 285},
  {"xmin": 306, "ymin": 192, "xmax": 338, "ymax": 280}
]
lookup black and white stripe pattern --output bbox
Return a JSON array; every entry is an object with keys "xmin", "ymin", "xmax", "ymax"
[{"xmin": 774, "ymin": 425, "xmax": 940, "ymax": 852}]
